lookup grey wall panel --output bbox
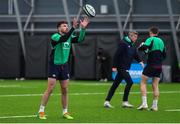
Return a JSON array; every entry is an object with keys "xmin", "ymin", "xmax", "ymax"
[
  {"xmin": 171, "ymin": 0, "xmax": 180, "ymax": 14},
  {"xmin": 0, "ymin": 0, "xmax": 8, "ymax": 14},
  {"xmin": 0, "ymin": 33, "xmax": 178, "ymax": 80},
  {"xmin": 84, "ymin": 0, "xmax": 132, "ymax": 14},
  {"xmin": 134, "ymin": 0, "xmax": 168, "ymax": 14},
  {"xmin": 0, "ymin": 23, "xmax": 18, "ymax": 29},
  {"xmin": 97, "ymin": 34, "xmax": 119, "ymax": 58},
  {"xmin": 25, "ymin": 35, "xmax": 49, "ymax": 78},
  {"xmin": 96, "ymin": 34, "xmax": 118, "ymax": 80},
  {"xmin": 18, "ymin": 0, "xmax": 31, "ymax": 15},
  {"xmin": 74, "ymin": 34, "xmax": 118, "ymax": 80},
  {"xmin": 1, "ymin": 0, "xmax": 180, "ymax": 15},
  {"xmin": 35, "ymin": 0, "xmax": 64, "ymax": 14},
  {"xmin": 74, "ymin": 35, "xmax": 96, "ymax": 79},
  {"xmin": 0, "ymin": 35, "xmax": 20, "ymax": 78}
]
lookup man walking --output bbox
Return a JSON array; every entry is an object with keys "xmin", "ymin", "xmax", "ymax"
[{"xmin": 104, "ymin": 31, "xmax": 144, "ymax": 108}]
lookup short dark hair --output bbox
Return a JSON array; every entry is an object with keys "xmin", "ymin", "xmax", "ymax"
[
  {"xmin": 57, "ymin": 21, "xmax": 68, "ymax": 28},
  {"xmin": 149, "ymin": 26, "xmax": 159, "ymax": 34}
]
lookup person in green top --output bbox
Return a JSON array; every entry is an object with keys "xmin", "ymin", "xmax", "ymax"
[
  {"xmin": 37, "ymin": 17, "xmax": 89, "ymax": 120},
  {"xmin": 137, "ymin": 26, "xmax": 166, "ymax": 111}
]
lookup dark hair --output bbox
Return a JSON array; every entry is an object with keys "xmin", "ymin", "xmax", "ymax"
[
  {"xmin": 57, "ymin": 21, "xmax": 68, "ymax": 28},
  {"xmin": 149, "ymin": 26, "xmax": 159, "ymax": 34}
]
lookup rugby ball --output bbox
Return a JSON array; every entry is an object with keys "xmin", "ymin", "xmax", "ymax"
[{"xmin": 83, "ymin": 4, "xmax": 96, "ymax": 17}]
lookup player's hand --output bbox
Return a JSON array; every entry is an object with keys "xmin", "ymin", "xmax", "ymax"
[
  {"xmin": 138, "ymin": 42, "xmax": 144, "ymax": 50},
  {"xmin": 139, "ymin": 42, "xmax": 144, "ymax": 47},
  {"xmin": 80, "ymin": 17, "xmax": 89, "ymax": 29},
  {"xmin": 72, "ymin": 18, "xmax": 78, "ymax": 28},
  {"xmin": 112, "ymin": 68, "xmax": 117, "ymax": 72},
  {"xmin": 139, "ymin": 61, "xmax": 144, "ymax": 68}
]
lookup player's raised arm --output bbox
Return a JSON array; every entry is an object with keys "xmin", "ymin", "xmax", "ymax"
[
  {"xmin": 80, "ymin": 17, "xmax": 89, "ymax": 29},
  {"xmin": 71, "ymin": 17, "xmax": 90, "ymax": 43}
]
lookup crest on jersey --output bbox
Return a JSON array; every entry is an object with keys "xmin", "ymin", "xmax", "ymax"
[{"xmin": 63, "ymin": 42, "xmax": 70, "ymax": 49}]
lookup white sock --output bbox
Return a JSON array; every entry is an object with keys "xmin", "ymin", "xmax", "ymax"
[
  {"xmin": 104, "ymin": 101, "xmax": 110, "ymax": 104},
  {"xmin": 38, "ymin": 105, "xmax": 45, "ymax": 113},
  {"xmin": 152, "ymin": 99, "xmax": 158, "ymax": 108},
  {"xmin": 123, "ymin": 101, "xmax": 128, "ymax": 104},
  {"xmin": 142, "ymin": 96, "xmax": 147, "ymax": 106},
  {"xmin": 63, "ymin": 108, "xmax": 68, "ymax": 115}
]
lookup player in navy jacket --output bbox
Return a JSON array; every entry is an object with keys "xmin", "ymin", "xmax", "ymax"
[{"xmin": 104, "ymin": 31, "xmax": 144, "ymax": 108}]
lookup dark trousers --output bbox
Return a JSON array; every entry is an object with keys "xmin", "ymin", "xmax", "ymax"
[
  {"xmin": 100, "ymin": 63, "xmax": 108, "ymax": 79},
  {"xmin": 105, "ymin": 69, "xmax": 133, "ymax": 102}
]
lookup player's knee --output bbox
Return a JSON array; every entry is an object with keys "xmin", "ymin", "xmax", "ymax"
[
  {"xmin": 46, "ymin": 86, "xmax": 55, "ymax": 94},
  {"xmin": 45, "ymin": 88, "xmax": 53, "ymax": 95},
  {"xmin": 112, "ymin": 82, "xmax": 119, "ymax": 88},
  {"xmin": 129, "ymin": 81, "xmax": 133, "ymax": 85},
  {"xmin": 152, "ymin": 83, "xmax": 158, "ymax": 88},
  {"xmin": 61, "ymin": 87, "xmax": 68, "ymax": 95},
  {"xmin": 126, "ymin": 81, "xmax": 133, "ymax": 88}
]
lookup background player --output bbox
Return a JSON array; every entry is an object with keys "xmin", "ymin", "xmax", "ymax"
[{"xmin": 138, "ymin": 26, "xmax": 166, "ymax": 111}]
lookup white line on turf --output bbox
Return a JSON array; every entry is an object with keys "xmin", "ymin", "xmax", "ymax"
[
  {"xmin": 0, "ymin": 91, "xmax": 179, "ymax": 97},
  {"xmin": 0, "ymin": 94, "xmax": 44, "ymax": 97},
  {"xmin": 0, "ymin": 115, "xmax": 36, "ymax": 119},
  {"xmin": 0, "ymin": 85, "xmax": 35, "ymax": 88},
  {"xmin": 0, "ymin": 85, "xmax": 22, "ymax": 88},
  {"xmin": 165, "ymin": 109, "xmax": 180, "ymax": 112}
]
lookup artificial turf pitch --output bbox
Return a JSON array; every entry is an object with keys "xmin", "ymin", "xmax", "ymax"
[{"xmin": 0, "ymin": 79, "xmax": 180, "ymax": 123}]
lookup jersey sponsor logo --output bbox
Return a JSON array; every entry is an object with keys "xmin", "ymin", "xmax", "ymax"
[{"xmin": 63, "ymin": 42, "xmax": 70, "ymax": 49}]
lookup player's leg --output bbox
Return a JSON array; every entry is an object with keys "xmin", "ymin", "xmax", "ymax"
[
  {"xmin": 150, "ymin": 77, "xmax": 160, "ymax": 111},
  {"xmin": 122, "ymin": 70, "xmax": 134, "ymax": 108},
  {"xmin": 37, "ymin": 78, "xmax": 57, "ymax": 119},
  {"xmin": 37, "ymin": 61, "xmax": 58, "ymax": 119},
  {"xmin": 60, "ymin": 79, "xmax": 69, "ymax": 114},
  {"xmin": 41, "ymin": 78, "xmax": 57, "ymax": 106},
  {"xmin": 59, "ymin": 64, "xmax": 73, "ymax": 119},
  {"xmin": 102, "ymin": 63, "xmax": 108, "ymax": 81},
  {"xmin": 137, "ymin": 74, "xmax": 149, "ymax": 110},
  {"xmin": 104, "ymin": 71, "xmax": 123, "ymax": 108},
  {"xmin": 60, "ymin": 79, "xmax": 73, "ymax": 119},
  {"xmin": 99, "ymin": 64, "xmax": 103, "ymax": 81}
]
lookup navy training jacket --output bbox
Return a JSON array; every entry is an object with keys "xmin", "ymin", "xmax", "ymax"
[{"xmin": 113, "ymin": 36, "xmax": 142, "ymax": 70}]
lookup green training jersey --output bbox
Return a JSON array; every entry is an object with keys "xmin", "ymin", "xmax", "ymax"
[
  {"xmin": 144, "ymin": 36, "xmax": 165, "ymax": 53},
  {"xmin": 144, "ymin": 36, "xmax": 166, "ymax": 65},
  {"xmin": 50, "ymin": 28, "xmax": 86, "ymax": 65}
]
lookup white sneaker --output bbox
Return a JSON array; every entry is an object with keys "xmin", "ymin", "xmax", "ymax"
[
  {"xmin": 137, "ymin": 104, "xmax": 148, "ymax": 110},
  {"xmin": 104, "ymin": 101, "xmax": 114, "ymax": 108},
  {"xmin": 150, "ymin": 106, "xmax": 158, "ymax": 111},
  {"xmin": 104, "ymin": 78, "xmax": 108, "ymax": 82},
  {"xmin": 122, "ymin": 101, "xmax": 134, "ymax": 108}
]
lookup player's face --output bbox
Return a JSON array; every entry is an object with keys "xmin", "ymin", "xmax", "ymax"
[
  {"xmin": 149, "ymin": 31, "xmax": 154, "ymax": 37},
  {"xmin": 149, "ymin": 31, "xmax": 158, "ymax": 37},
  {"xmin": 58, "ymin": 23, "xmax": 69, "ymax": 34},
  {"xmin": 130, "ymin": 34, "xmax": 138, "ymax": 42}
]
